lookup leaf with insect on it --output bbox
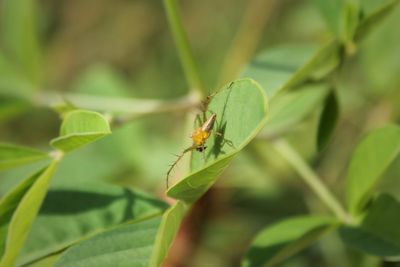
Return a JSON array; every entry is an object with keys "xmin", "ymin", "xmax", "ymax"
[{"xmin": 167, "ymin": 78, "xmax": 268, "ymax": 203}]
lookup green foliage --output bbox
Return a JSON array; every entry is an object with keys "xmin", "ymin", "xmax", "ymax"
[
  {"xmin": 0, "ymin": 162, "xmax": 58, "ymax": 267},
  {"xmin": 18, "ymin": 182, "xmax": 168, "ymax": 266},
  {"xmin": 54, "ymin": 218, "xmax": 162, "ymax": 267},
  {"xmin": 346, "ymin": 125, "xmax": 400, "ymax": 215},
  {"xmin": 0, "ymin": 143, "xmax": 49, "ymax": 170},
  {"xmin": 242, "ymin": 216, "xmax": 337, "ymax": 267},
  {"xmin": 167, "ymin": 79, "xmax": 268, "ymax": 202},
  {"xmin": 242, "ymin": 42, "xmax": 339, "ymax": 98},
  {"xmin": 317, "ymin": 90, "xmax": 339, "ymax": 151},
  {"xmin": 340, "ymin": 194, "xmax": 400, "ymax": 258},
  {"xmin": 0, "ymin": 0, "xmax": 399, "ymax": 266},
  {"xmin": 50, "ymin": 110, "xmax": 112, "ymax": 153},
  {"xmin": 149, "ymin": 201, "xmax": 188, "ymax": 267}
]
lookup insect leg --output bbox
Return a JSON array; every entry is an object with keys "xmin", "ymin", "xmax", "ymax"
[{"xmin": 166, "ymin": 146, "xmax": 195, "ymax": 189}]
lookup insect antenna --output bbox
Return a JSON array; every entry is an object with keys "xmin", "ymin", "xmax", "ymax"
[{"xmin": 166, "ymin": 146, "xmax": 195, "ymax": 189}]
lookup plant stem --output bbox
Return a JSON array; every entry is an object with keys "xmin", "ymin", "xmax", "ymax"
[
  {"xmin": 217, "ymin": 0, "xmax": 275, "ymax": 86},
  {"xmin": 163, "ymin": 0, "xmax": 205, "ymax": 96},
  {"xmin": 273, "ymin": 138, "xmax": 350, "ymax": 223},
  {"xmin": 33, "ymin": 91, "xmax": 198, "ymax": 125}
]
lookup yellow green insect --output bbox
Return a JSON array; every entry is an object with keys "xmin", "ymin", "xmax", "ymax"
[{"xmin": 166, "ymin": 91, "xmax": 234, "ymax": 189}]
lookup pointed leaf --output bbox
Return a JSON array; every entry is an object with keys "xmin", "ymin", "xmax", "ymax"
[
  {"xmin": 0, "ymin": 161, "xmax": 58, "ymax": 267},
  {"xmin": 346, "ymin": 125, "xmax": 400, "ymax": 215},
  {"xmin": 242, "ymin": 41, "xmax": 339, "ymax": 98},
  {"xmin": 167, "ymin": 79, "xmax": 268, "ymax": 203},
  {"xmin": 50, "ymin": 110, "xmax": 111, "ymax": 153},
  {"xmin": 242, "ymin": 216, "xmax": 337, "ymax": 267},
  {"xmin": 149, "ymin": 201, "xmax": 188, "ymax": 267},
  {"xmin": 317, "ymin": 90, "xmax": 339, "ymax": 151},
  {"xmin": 340, "ymin": 194, "xmax": 400, "ymax": 258},
  {"xmin": 0, "ymin": 143, "xmax": 49, "ymax": 171},
  {"xmin": 18, "ymin": 182, "xmax": 168, "ymax": 266}
]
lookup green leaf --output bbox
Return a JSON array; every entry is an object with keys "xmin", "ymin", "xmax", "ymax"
[
  {"xmin": 242, "ymin": 41, "xmax": 339, "ymax": 98},
  {"xmin": 149, "ymin": 201, "xmax": 188, "ymax": 267},
  {"xmin": 317, "ymin": 90, "xmax": 339, "ymax": 151},
  {"xmin": 346, "ymin": 125, "xmax": 400, "ymax": 215},
  {"xmin": 167, "ymin": 79, "xmax": 268, "ymax": 203},
  {"xmin": 17, "ymin": 181, "xmax": 168, "ymax": 266},
  {"xmin": 242, "ymin": 216, "xmax": 337, "ymax": 267},
  {"xmin": 261, "ymin": 83, "xmax": 329, "ymax": 138},
  {"xmin": 50, "ymin": 110, "xmax": 112, "ymax": 153},
  {"xmin": 54, "ymin": 217, "xmax": 162, "ymax": 267},
  {"xmin": 340, "ymin": 194, "xmax": 400, "ymax": 258},
  {"xmin": 312, "ymin": 0, "xmax": 359, "ymax": 44},
  {"xmin": 0, "ymin": 0, "xmax": 41, "ymax": 83},
  {"xmin": 0, "ymin": 161, "xmax": 58, "ymax": 267},
  {"xmin": 0, "ymin": 143, "xmax": 49, "ymax": 171},
  {"xmin": 355, "ymin": 0, "xmax": 400, "ymax": 41}
]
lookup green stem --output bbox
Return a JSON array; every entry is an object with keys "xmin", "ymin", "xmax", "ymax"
[
  {"xmin": 273, "ymin": 138, "xmax": 350, "ymax": 223},
  {"xmin": 163, "ymin": 0, "xmax": 205, "ymax": 96},
  {"xmin": 217, "ymin": 0, "xmax": 275, "ymax": 87},
  {"xmin": 33, "ymin": 91, "xmax": 198, "ymax": 126}
]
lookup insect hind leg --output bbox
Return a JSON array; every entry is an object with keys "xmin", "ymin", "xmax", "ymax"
[{"xmin": 166, "ymin": 146, "xmax": 195, "ymax": 189}]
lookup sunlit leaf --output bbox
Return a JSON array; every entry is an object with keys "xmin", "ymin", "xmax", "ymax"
[
  {"xmin": 0, "ymin": 143, "xmax": 49, "ymax": 171},
  {"xmin": 0, "ymin": 162, "xmax": 58, "ymax": 267},
  {"xmin": 242, "ymin": 216, "xmax": 337, "ymax": 267},
  {"xmin": 167, "ymin": 79, "xmax": 268, "ymax": 203},
  {"xmin": 346, "ymin": 125, "xmax": 400, "ymax": 215},
  {"xmin": 50, "ymin": 110, "xmax": 111, "ymax": 153}
]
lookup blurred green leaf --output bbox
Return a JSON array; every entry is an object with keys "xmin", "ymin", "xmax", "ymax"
[
  {"xmin": 355, "ymin": 0, "xmax": 400, "ymax": 41},
  {"xmin": 340, "ymin": 194, "xmax": 400, "ymax": 258},
  {"xmin": 54, "ymin": 217, "xmax": 162, "ymax": 267},
  {"xmin": 359, "ymin": 4, "xmax": 400, "ymax": 94},
  {"xmin": 261, "ymin": 84, "xmax": 329, "ymax": 138},
  {"xmin": 317, "ymin": 90, "xmax": 339, "ymax": 151},
  {"xmin": 242, "ymin": 216, "xmax": 337, "ymax": 267},
  {"xmin": 0, "ymin": 0, "xmax": 41, "ymax": 83},
  {"xmin": 167, "ymin": 79, "xmax": 268, "ymax": 203},
  {"xmin": 50, "ymin": 110, "xmax": 111, "ymax": 153},
  {"xmin": 0, "ymin": 161, "xmax": 58, "ymax": 267},
  {"xmin": 312, "ymin": 0, "xmax": 359, "ymax": 44},
  {"xmin": 149, "ymin": 201, "xmax": 188, "ymax": 267},
  {"xmin": 0, "ymin": 97, "xmax": 30, "ymax": 122},
  {"xmin": 18, "ymin": 181, "xmax": 168, "ymax": 266},
  {"xmin": 242, "ymin": 42, "xmax": 339, "ymax": 98},
  {"xmin": 346, "ymin": 125, "xmax": 400, "ymax": 215},
  {"xmin": 0, "ymin": 143, "xmax": 49, "ymax": 171}
]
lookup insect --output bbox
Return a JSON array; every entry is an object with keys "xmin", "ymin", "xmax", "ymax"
[{"xmin": 166, "ymin": 91, "xmax": 234, "ymax": 189}]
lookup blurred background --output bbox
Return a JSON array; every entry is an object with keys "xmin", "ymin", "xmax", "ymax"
[{"xmin": 0, "ymin": 0, "xmax": 400, "ymax": 266}]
